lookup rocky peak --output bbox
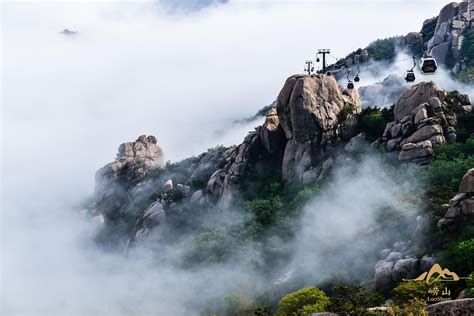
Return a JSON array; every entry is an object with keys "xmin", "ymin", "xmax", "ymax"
[
  {"xmin": 202, "ymin": 74, "xmax": 362, "ymax": 208},
  {"xmin": 406, "ymin": 0, "xmax": 474, "ymax": 74},
  {"xmin": 94, "ymin": 135, "xmax": 163, "ymax": 220},
  {"xmin": 393, "ymin": 81, "xmax": 444, "ymax": 121},
  {"xmin": 277, "ymin": 74, "xmax": 360, "ymax": 143},
  {"xmin": 381, "ymin": 82, "xmax": 471, "ymax": 165},
  {"xmin": 116, "ymin": 135, "xmax": 163, "ymax": 169}
]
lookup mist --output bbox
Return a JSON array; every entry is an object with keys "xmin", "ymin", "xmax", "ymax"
[
  {"xmin": 1, "ymin": 0, "xmax": 458, "ymax": 315},
  {"xmin": 353, "ymin": 50, "xmax": 474, "ymax": 107},
  {"xmin": 283, "ymin": 156, "xmax": 421, "ymax": 288}
]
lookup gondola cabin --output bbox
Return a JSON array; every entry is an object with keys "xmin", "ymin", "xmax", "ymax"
[
  {"xmin": 404, "ymin": 70, "xmax": 416, "ymax": 82},
  {"xmin": 420, "ymin": 56, "xmax": 437, "ymax": 74}
]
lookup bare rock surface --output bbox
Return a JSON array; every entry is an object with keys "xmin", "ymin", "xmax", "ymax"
[
  {"xmin": 439, "ymin": 168, "xmax": 474, "ymax": 227},
  {"xmin": 426, "ymin": 298, "xmax": 474, "ymax": 315},
  {"xmin": 381, "ymin": 83, "xmax": 471, "ymax": 164}
]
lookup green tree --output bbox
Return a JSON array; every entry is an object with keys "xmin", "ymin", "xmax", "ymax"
[
  {"xmin": 357, "ymin": 106, "xmax": 394, "ymax": 141},
  {"xmin": 366, "ymin": 37, "xmax": 403, "ymax": 61},
  {"xmin": 446, "ymin": 239, "xmax": 474, "ymax": 275},
  {"xmin": 391, "ymin": 282, "xmax": 429, "ymax": 306},
  {"xmin": 278, "ymin": 287, "xmax": 330, "ymax": 316},
  {"xmin": 388, "ymin": 298, "xmax": 428, "ymax": 316},
  {"xmin": 328, "ymin": 285, "xmax": 384, "ymax": 315},
  {"xmin": 467, "ymin": 272, "xmax": 474, "ymax": 298}
]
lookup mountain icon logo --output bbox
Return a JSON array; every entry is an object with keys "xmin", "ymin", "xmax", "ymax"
[{"xmin": 410, "ymin": 264, "xmax": 460, "ymax": 284}]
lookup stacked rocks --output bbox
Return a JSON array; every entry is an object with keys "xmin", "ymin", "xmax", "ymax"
[
  {"xmin": 381, "ymin": 82, "xmax": 471, "ymax": 165},
  {"xmin": 374, "ymin": 241, "xmax": 435, "ymax": 291},
  {"xmin": 438, "ymin": 168, "xmax": 474, "ymax": 227}
]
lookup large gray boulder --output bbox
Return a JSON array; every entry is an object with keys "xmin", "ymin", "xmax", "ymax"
[
  {"xmin": 277, "ymin": 75, "xmax": 360, "ymax": 182},
  {"xmin": 439, "ymin": 168, "xmax": 474, "ymax": 227},
  {"xmin": 399, "ymin": 141, "xmax": 433, "ymax": 162},
  {"xmin": 394, "ymin": 82, "xmax": 444, "ymax": 121},
  {"xmin": 391, "ymin": 258, "xmax": 420, "ymax": 283},
  {"xmin": 459, "ymin": 168, "xmax": 474, "ymax": 193},
  {"xmin": 426, "ymin": 299, "xmax": 474, "ymax": 315},
  {"xmin": 374, "ymin": 260, "xmax": 394, "ymax": 290},
  {"xmin": 278, "ymin": 75, "xmax": 350, "ymax": 143}
]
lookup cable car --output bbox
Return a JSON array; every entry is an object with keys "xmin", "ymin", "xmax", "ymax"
[
  {"xmin": 354, "ymin": 75, "xmax": 360, "ymax": 82},
  {"xmin": 404, "ymin": 70, "xmax": 416, "ymax": 82},
  {"xmin": 420, "ymin": 56, "xmax": 437, "ymax": 74},
  {"xmin": 347, "ymin": 81, "xmax": 354, "ymax": 89}
]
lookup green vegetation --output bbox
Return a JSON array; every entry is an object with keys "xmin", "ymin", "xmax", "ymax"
[
  {"xmin": 457, "ymin": 30, "xmax": 474, "ymax": 82},
  {"xmin": 388, "ymin": 298, "xmax": 428, "ymax": 316},
  {"xmin": 457, "ymin": 106, "xmax": 474, "ymax": 143},
  {"xmin": 467, "ymin": 272, "xmax": 474, "ymax": 298},
  {"xmin": 391, "ymin": 282, "xmax": 429, "ymax": 306},
  {"xmin": 422, "ymin": 136, "xmax": 474, "ymax": 215},
  {"xmin": 445, "ymin": 239, "xmax": 474, "ymax": 276},
  {"xmin": 457, "ymin": 66, "xmax": 474, "ymax": 82},
  {"xmin": 277, "ymin": 287, "xmax": 330, "ymax": 316},
  {"xmin": 366, "ymin": 37, "xmax": 403, "ymax": 62},
  {"xmin": 461, "ymin": 30, "xmax": 474, "ymax": 66},
  {"xmin": 327, "ymin": 285, "xmax": 384, "ymax": 315},
  {"xmin": 357, "ymin": 106, "xmax": 394, "ymax": 142},
  {"xmin": 420, "ymin": 18, "xmax": 437, "ymax": 45},
  {"xmin": 338, "ymin": 103, "xmax": 357, "ymax": 122}
]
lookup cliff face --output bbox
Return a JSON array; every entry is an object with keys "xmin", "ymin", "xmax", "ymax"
[
  {"xmin": 205, "ymin": 74, "xmax": 361, "ymax": 210},
  {"xmin": 406, "ymin": 0, "xmax": 474, "ymax": 79}
]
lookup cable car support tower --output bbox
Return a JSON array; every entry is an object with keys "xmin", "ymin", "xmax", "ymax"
[{"xmin": 317, "ymin": 49, "xmax": 331, "ymax": 74}]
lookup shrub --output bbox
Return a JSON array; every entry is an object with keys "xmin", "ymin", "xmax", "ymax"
[
  {"xmin": 339, "ymin": 103, "xmax": 357, "ymax": 122},
  {"xmin": 446, "ymin": 239, "xmax": 474, "ymax": 275},
  {"xmin": 391, "ymin": 282, "xmax": 429, "ymax": 306},
  {"xmin": 421, "ymin": 136, "xmax": 474, "ymax": 214},
  {"xmin": 366, "ymin": 37, "xmax": 403, "ymax": 61},
  {"xmin": 224, "ymin": 291, "xmax": 255, "ymax": 316},
  {"xmin": 388, "ymin": 298, "xmax": 428, "ymax": 316},
  {"xmin": 357, "ymin": 106, "xmax": 394, "ymax": 141},
  {"xmin": 467, "ymin": 272, "xmax": 474, "ymax": 298},
  {"xmin": 328, "ymin": 285, "xmax": 384, "ymax": 315},
  {"xmin": 461, "ymin": 30, "xmax": 474, "ymax": 66},
  {"xmin": 246, "ymin": 196, "xmax": 283, "ymax": 227},
  {"xmin": 277, "ymin": 287, "xmax": 330, "ymax": 316}
]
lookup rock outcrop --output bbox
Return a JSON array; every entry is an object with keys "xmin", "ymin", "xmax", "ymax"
[
  {"xmin": 200, "ymin": 74, "xmax": 361, "ymax": 208},
  {"xmin": 426, "ymin": 298, "xmax": 474, "ymax": 315},
  {"xmin": 374, "ymin": 240, "xmax": 435, "ymax": 291},
  {"xmin": 94, "ymin": 135, "xmax": 163, "ymax": 219},
  {"xmin": 405, "ymin": 0, "xmax": 474, "ymax": 77},
  {"xmin": 277, "ymin": 74, "xmax": 360, "ymax": 182},
  {"xmin": 438, "ymin": 168, "xmax": 474, "ymax": 227},
  {"xmin": 381, "ymin": 82, "xmax": 471, "ymax": 165}
]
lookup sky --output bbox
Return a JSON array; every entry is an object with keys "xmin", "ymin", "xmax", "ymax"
[{"xmin": 0, "ymin": 0, "xmax": 461, "ymax": 314}]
